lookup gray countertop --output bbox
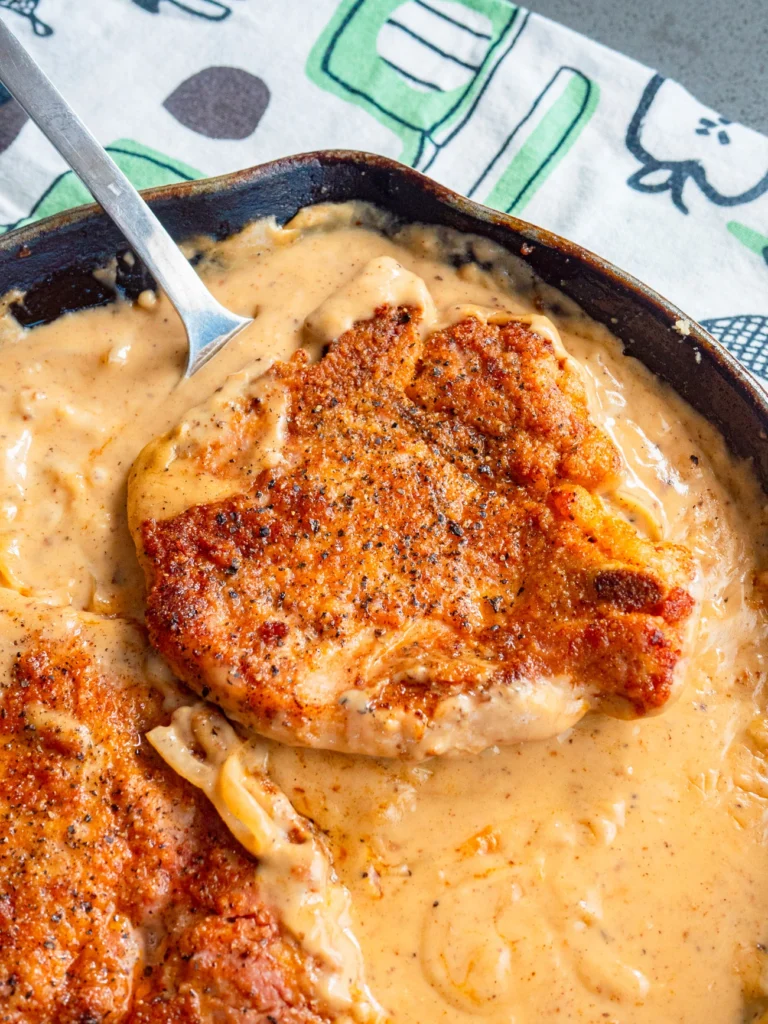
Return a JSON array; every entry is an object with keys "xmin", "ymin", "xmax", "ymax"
[{"xmin": 528, "ymin": 0, "xmax": 767, "ymax": 135}]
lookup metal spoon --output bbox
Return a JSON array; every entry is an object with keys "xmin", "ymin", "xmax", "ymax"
[{"xmin": 0, "ymin": 19, "xmax": 251, "ymax": 376}]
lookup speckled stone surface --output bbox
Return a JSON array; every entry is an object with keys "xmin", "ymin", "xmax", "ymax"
[{"xmin": 529, "ymin": 0, "xmax": 768, "ymax": 134}]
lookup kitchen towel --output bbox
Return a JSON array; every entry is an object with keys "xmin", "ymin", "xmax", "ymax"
[{"xmin": 0, "ymin": 0, "xmax": 765, "ymax": 383}]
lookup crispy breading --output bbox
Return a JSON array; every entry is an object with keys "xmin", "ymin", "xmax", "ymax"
[
  {"xmin": 132, "ymin": 309, "xmax": 696, "ymax": 759},
  {"xmin": 0, "ymin": 615, "xmax": 335, "ymax": 1024},
  {"xmin": 406, "ymin": 314, "xmax": 621, "ymax": 494}
]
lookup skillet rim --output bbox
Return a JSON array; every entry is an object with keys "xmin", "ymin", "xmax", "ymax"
[{"xmin": 0, "ymin": 148, "xmax": 765, "ymax": 489}]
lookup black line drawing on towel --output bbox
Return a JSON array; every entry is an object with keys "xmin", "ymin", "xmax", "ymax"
[
  {"xmin": 308, "ymin": 0, "xmax": 525, "ymax": 168},
  {"xmin": 626, "ymin": 74, "xmax": 768, "ymax": 214},
  {"xmin": 701, "ymin": 314, "xmax": 768, "ymax": 380},
  {"xmin": 466, "ymin": 64, "xmax": 596, "ymax": 213},
  {"xmin": 0, "ymin": 0, "xmax": 53, "ymax": 36},
  {"xmin": 130, "ymin": 0, "xmax": 236, "ymax": 21},
  {"xmin": 307, "ymin": 0, "xmax": 599, "ymax": 216}
]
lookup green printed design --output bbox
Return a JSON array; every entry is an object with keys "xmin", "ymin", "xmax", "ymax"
[
  {"xmin": 727, "ymin": 220, "xmax": 768, "ymax": 261},
  {"xmin": 307, "ymin": 0, "xmax": 522, "ymax": 166},
  {"xmin": 307, "ymin": 0, "xmax": 599, "ymax": 216},
  {"xmin": 2, "ymin": 139, "xmax": 202, "ymax": 233},
  {"xmin": 483, "ymin": 74, "xmax": 600, "ymax": 214}
]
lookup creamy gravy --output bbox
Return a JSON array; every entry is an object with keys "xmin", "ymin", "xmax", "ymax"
[{"xmin": 2, "ymin": 202, "xmax": 768, "ymax": 1022}]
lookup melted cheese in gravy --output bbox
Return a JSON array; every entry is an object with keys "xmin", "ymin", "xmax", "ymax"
[{"xmin": 2, "ymin": 202, "xmax": 768, "ymax": 1022}]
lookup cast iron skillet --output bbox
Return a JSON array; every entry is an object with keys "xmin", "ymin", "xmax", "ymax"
[{"xmin": 2, "ymin": 149, "xmax": 767, "ymax": 490}]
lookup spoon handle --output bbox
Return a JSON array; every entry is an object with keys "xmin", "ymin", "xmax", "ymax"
[{"xmin": 0, "ymin": 18, "xmax": 249, "ymax": 375}]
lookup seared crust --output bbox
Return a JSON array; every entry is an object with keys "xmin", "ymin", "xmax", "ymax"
[
  {"xmin": 135, "ymin": 309, "xmax": 696, "ymax": 757},
  {"xmin": 0, "ymin": 624, "xmax": 330, "ymax": 1024},
  {"xmin": 406, "ymin": 315, "xmax": 621, "ymax": 493}
]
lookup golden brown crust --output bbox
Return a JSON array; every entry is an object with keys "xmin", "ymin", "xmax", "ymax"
[
  {"xmin": 0, "ymin": 628, "xmax": 329, "ymax": 1024},
  {"xmin": 137, "ymin": 310, "xmax": 696, "ymax": 756},
  {"xmin": 406, "ymin": 316, "xmax": 621, "ymax": 493}
]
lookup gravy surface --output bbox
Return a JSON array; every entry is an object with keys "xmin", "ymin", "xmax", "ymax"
[{"xmin": 2, "ymin": 203, "xmax": 768, "ymax": 1022}]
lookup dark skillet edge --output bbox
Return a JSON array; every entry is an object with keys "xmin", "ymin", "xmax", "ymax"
[{"xmin": 1, "ymin": 148, "xmax": 767, "ymax": 491}]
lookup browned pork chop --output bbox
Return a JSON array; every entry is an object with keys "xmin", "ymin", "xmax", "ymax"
[
  {"xmin": 130, "ymin": 307, "xmax": 697, "ymax": 759},
  {"xmin": 0, "ymin": 603, "xmax": 376, "ymax": 1023}
]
